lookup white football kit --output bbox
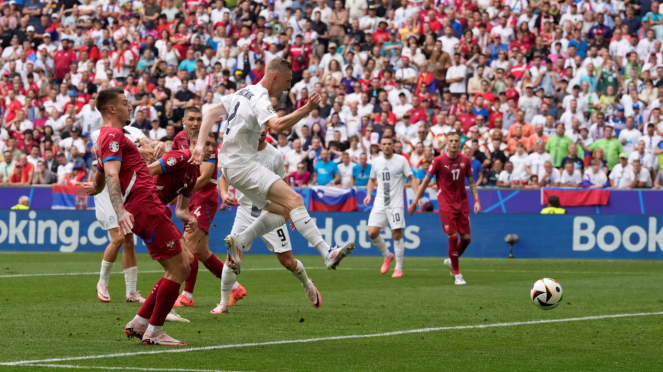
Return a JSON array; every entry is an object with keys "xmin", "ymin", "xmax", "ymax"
[
  {"xmin": 230, "ymin": 144, "xmax": 292, "ymax": 253},
  {"xmin": 91, "ymin": 126, "xmax": 146, "ymax": 230},
  {"xmin": 368, "ymin": 154, "xmax": 412, "ymax": 230},
  {"xmin": 217, "ymin": 84, "xmax": 281, "ymax": 209}
]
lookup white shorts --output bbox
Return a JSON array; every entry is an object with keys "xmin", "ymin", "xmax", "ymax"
[
  {"xmin": 222, "ymin": 163, "xmax": 281, "ymax": 210},
  {"xmin": 231, "ymin": 206, "xmax": 292, "ymax": 253},
  {"xmin": 368, "ymin": 206, "xmax": 406, "ymax": 230},
  {"xmin": 94, "ymin": 190, "xmax": 118, "ymax": 231}
]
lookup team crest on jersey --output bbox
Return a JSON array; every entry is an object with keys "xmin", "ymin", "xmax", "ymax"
[
  {"xmin": 166, "ymin": 241, "xmax": 175, "ymax": 250},
  {"xmin": 167, "ymin": 157, "xmax": 177, "ymax": 166},
  {"xmin": 267, "ymin": 105, "xmax": 276, "ymax": 115},
  {"xmin": 109, "ymin": 141, "xmax": 119, "ymax": 152},
  {"xmin": 460, "ymin": 162, "xmax": 465, "ymax": 168}
]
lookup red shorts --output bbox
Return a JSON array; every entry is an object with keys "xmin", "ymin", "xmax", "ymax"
[
  {"xmin": 190, "ymin": 201, "xmax": 219, "ymax": 235},
  {"xmin": 439, "ymin": 207, "xmax": 471, "ymax": 235},
  {"xmin": 133, "ymin": 204, "xmax": 183, "ymax": 260}
]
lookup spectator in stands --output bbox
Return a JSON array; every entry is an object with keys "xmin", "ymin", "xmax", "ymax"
[
  {"xmin": 32, "ymin": 160, "xmax": 55, "ymax": 185},
  {"xmin": 463, "ymin": 146, "xmax": 484, "ymax": 186},
  {"xmin": 623, "ymin": 159, "xmax": 652, "ymax": 189},
  {"xmin": 540, "ymin": 196, "xmax": 566, "ymax": 214},
  {"xmin": 497, "ymin": 161, "xmax": 516, "ymax": 188},
  {"xmin": 546, "ymin": 123, "xmax": 573, "ymax": 168},
  {"xmin": 352, "ymin": 153, "xmax": 371, "ymax": 187},
  {"xmin": 312, "ymin": 148, "xmax": 340, "ymax": 186},
  {"xmin": 56, "ymin": 153, "xmax": 73, "ymax": 184},
  {"xmin": 44, "ymin": 148, "xmax": 58, "ymax": 174},
  {"xmin": 484, "ymin": 160, "xmax": 502, "ymax": 187},
  {"xmin": 10, "ymin": 196, "xmax": 30, "ymax": 210},
  {"xmin": 582, "ymin": 159, "xmax": 609, "ymax": 188},
  {"xmin": 337, "ymin": 152, "xmax": 356, "ymax": 187},
  {"xmin": 0, "ymin": 151, "xmax": 15, "ymax": 182},
  {"xmin": 148, "ymin": 119, "xmax": 166, "ymax": 141},
  {"xmin": 538, "ymin": 161, "xmax": 561, "ymax": 187},
  {"xmin": 560, "ymin": 144, "xmax": 584, "ymax": 172},
  {"xmin": 560, "ymin": 162, "xmax": 582, "ymax": 188},
  {"xmin": 289, "ymin": 162, "xmax": 312, "ymax": 187},
  {"xmin": 8, "ymin": 162, "xmax": 29, "ymax": 185},
  {"xmin": 580, "ymin": 126, "xmax": 623, "ymax": 171}
]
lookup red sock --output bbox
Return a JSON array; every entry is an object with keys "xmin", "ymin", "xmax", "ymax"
[
  {"xmin": 458, "ymin": 238, "xmax": 471, "ymax": 257},
  {"xmin": 149, "ymin": 278, "xmax": 181, "ymax": 327},
  {"xmin": 448, "ymin": 236, "xmax": 460, "ymax": 275},
  {"xmin": 137, "ymin": 277, "xmax": 163, "ymax": 320},
  {"xmin": 203, "ymin": 254, "xmax": 224, "ymax": 279},
  {"xmin": 183, "ymin": 253, "xmax": 199, "ymax": 294}
]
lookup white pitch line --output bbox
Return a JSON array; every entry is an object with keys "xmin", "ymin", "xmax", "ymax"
[
  {"xmin": 3, "ymin": 311, "xmax": 662, "ymax": 366},
  {"xmin": 17, "ymin": 364, "xmax": 252, "ymax": 372},
  {"xmin": 0, "ymin": 267, "xmax": 655, "ymax": 279}
]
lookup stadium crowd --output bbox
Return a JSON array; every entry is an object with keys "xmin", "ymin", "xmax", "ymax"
[{"xmin": 1, "ymin": 0, "xmax": 663, "ymax": 191}]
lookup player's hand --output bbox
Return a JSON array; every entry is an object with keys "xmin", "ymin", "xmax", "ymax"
[
  {"xmin": 153, "ymin": 141, "xmax": 165, "ymax": 159},
  {"xmin": 474, "ymin": 201, "xmax": 481, "ymax": 214},
  {"xmin": 189, "ymin": 143, "xmax": 204, "ymax": 165},
  {"xmin": 185, "ymin": 216, "xmax": 198, "ymax": 233},
  {"xmin": 289, "ymin": 218, "xmax": 297, "ymax": 231},
  {"xmin": 221, "ymin": 193, "xmax": 237, "ymax": 207},
  {"xmin": 363, "ymin": 194, "xmax": 371, "ymax": 207},
  {"xmin": 407, "ymin": 202, "xmax": 417, "ymax": 216},
  {"xmin": 418, "ymin": 200, "xmax": 424, "ymax": 210},
  {"xmin": 83, "ymin": 181, "xmax": 98, "ymax": 196},
  {"xmin": 117, "ymin": 210, "xmax": 135, "ymax": 236},
  {"xmin": 306, "ymin": 91, "xmax": 321, "ymax": 111}
]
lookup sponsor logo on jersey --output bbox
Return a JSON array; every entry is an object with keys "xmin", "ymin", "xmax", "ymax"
[
  {"xmin": 167, "ymin": 157, "xmax": 177, "ymax": 166},
  {"xmin": 109, "ymin": 141, "xmax": 119, "ymax": 152}
]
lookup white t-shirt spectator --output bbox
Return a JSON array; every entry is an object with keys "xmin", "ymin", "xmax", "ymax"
[
  {"xmin": 446, "ymin": 64, "xmax": 467, "ymax": 94},
  {"xmin": 437, "ymin": 36, "xmax": 459, "ymax": 58},
  {"xmin": 59, "ymin": 137, "xmax": 86, "ymax": 161},
  {"xmin": 526, "ymin": 152, "xmax": 552, "ymax": 178},
  {"xmin": 285, "ymin": 148, "xmax": 304, "ymax": 172},
  {"xmin": 395, "ymin": 66, "xmax": 417, "ymax": 90},
  {"xmin": 628, "ymin": 151, "xmax": 654, "ymax": 169},
  {"xmin": 518, "ymin": 96, "xmax": 542, "ymax": 123},
  {"xmin": 583, "ymin": 168, "xmax": 607, "ymax": 187},
  {"xmin": 490, "ymin": 25, "xmax": 514, "ymax": 45},
  {"xmin": 538, "ymin": 167, "xmax": 561, "ymax": 186},
  {"xmin": 621, "ymin": 166, "xmax": 652, "ymax": 188},
  {"xmin": 498, "ymin": 169, "xmax": 516, "ymax": 184},
  {"xmin": 560, "ymin": 169, "xmax": 582, "ymax": 185},
  {"xmin": 618, "ymin": 129, "xmax": 642, "ymax": 155},
  {"xmin": 609, "ymin": 163, "xmax": 629, "ymax": 188},
  {"xmin": 115, "ymin": 49, "xmax": 134, "ymax": 78},
  {"xmin": 149, "ymin": 127, "xmax": 167, "ymax": 140},
  {"xmin": 57, "ymin": 162, "xmax": 74, "ymax": 184},
  {"xmin": 337, "ymin": 161, "xmax": 356, "ymax": 187},
  {"xmin": 510, "ymin": 152, "xmax": 529, "ymax": 181},
  {"xmin": 277, "ymin": 144, "xmax": 292, "ymax": 157}
]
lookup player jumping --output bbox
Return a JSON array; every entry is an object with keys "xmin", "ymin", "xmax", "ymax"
[
  {"xmin": 363, "ymin": 136, "xmax": 420, "ymax": 277},
  {"xmin": 190, "ymin": 57, "xmax": 353, "ymax": 277},
  {"xmin": 212, "ymin": 129, "xmax": 320, "ymax": 314},
  {"xmin": 91, "ymin": 125, "xmax": 162, "ymax": 304},
  {"xmin": 167, "ymin": 108, "xmax": 246, "ymax": 308},
  {"xmin": 86, "ymin": 87, "xmax": 192, "ymax": 346},
  {"xmin": 407, "ymin": 131, "xmax": 481, "ymax": 285}
]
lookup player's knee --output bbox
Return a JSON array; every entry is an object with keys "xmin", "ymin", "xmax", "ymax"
[
  {"xmin": 368, "ymin": 230, "xmax": 380, "ymax": 240},
  {"xmin": 286, "ymin": 193, "xmax": 305, "ymax": 210},
  {"xmin": 392, "ymin": 230, "xmax": 403, "ymax": 240},
  {"xmin": 448, "ymin": 233, "xmax": 458, "ymax": 239}
]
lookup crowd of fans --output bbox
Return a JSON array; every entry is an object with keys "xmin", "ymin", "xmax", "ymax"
[{"xmin": 1, "ymin": 0, "xmax": 663, "ymax": 191}]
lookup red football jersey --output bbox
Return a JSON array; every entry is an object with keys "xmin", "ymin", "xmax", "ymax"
[
  {"xmin": 427, "ymin": 153, "xmax": 473, "ymax": 212},
  {"xmin": 154, "ymin": 149, "xmax": 198, "ymax": 204},
  {"xmin": 171, "ymin": 130, "xmax": 219, "ymax": 205},
  {"xmin": 95, "ymin": 127, "xmax": 159, "ymax": 214}
]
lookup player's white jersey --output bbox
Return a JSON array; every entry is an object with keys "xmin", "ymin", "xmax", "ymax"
[
  {"xmin": 91, "ymin": 126, "xmax": 145, "ymax": 229},
  {"xmin": 218, "ymin": 84, "xmax": 278, "ymax": 169},
  {"xmin": 236, "ymin": 143, "xmax": 286, "ymax": 216},
  {"xmin": 369, "ymin": 154, "xmax": 413, "ymax": 209}
]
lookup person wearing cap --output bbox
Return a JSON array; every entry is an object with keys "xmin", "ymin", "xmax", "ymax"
[
  {"xmin": 319, "ymin": 41, "xmax": 344, "ymax": 72},
  {"xmin": 359, "ymin": 4, "xmax": 379, "ymax": 34}
]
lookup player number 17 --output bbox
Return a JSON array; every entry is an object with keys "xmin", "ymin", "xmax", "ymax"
[{"xmin": 451, "ymin": 169, "xmax": 460, "ymax": 181}]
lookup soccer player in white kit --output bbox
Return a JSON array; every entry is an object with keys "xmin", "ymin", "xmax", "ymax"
[
  {"xmin": 91, "ymin": 126, "xmax": 157, "ymax": 304},
  {"xmin": 211, "ymin": 130, "xmax": 320, "ymax": 313},
  {"xmin": 190, "ymin": 57, "xmax": 353, "ymax": 278},
  {"xmin": 363, "ymin": 136, "xmax": 421, "ymax": 278}
]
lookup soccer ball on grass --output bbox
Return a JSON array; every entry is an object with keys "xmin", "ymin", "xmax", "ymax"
[{"xmin": 531, "ymin": 278, "xmax": 563, "ymax": 310}]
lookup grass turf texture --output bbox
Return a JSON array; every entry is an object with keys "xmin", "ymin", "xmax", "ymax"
[{"xmin": 1, "ymin": 252, "xmax": 662, "ymax": 372}]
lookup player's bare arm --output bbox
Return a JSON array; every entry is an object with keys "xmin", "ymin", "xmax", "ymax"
[
  {"xmin": 408, "ymin": 175, "xmax": 432, "ymax": 216},
  {"xmin": 192, "ymin": 162, "xmax": 214, "ymax": 193},
  {"xmin": 363, "ymin": 177, "xmax": 377, "ymax": 207},
  {"xmin": 147, "ymin": 159, "xmax": 165, "ymax": 176},
  {"xmin": 138, "ymin": 137, "xmax": 165, "ymax": 159},
  {"xmin": 408, "ymin": 174, "xmax": 424, "ymax": 210},
  {"xmin": 467, "ymin": 174, "xmax": 481, "ymax": 214},
  {"xmin": 190, "ymin": 101, "xmax": 227, "ymax": 164},
  {"xmin": 104, "ymin": 160, "xmax": 134, "ymax": 236},
  {"xmin": 175, "ymin": 194, "xmax": 198, "ymax": 233},
  {"xmin": 218, "ymin": 174, "xmax": 238, "ymax": 207},
  {"xmin": 84, "ymin": 168, "xmax": 106, "ymax": 196},
  {"xmin": 265, "ymin": 92, "xmax": 321, "ymax": 133}
]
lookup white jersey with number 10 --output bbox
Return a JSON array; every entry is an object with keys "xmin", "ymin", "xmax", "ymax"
[
  {"xmin": 217, "ymin": 84, "xmax": 278, "ymax": 169},
  {"xmin": 369, "ymin": 154, "xmax": 413, "ymax": 209}
]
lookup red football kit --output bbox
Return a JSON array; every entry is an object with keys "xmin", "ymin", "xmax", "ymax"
[
  {"xmin": 427, "ymin": 153, "xmax": 473, "ymax": 235},
  {"xmin": 172, "ymin": 130, "xmax": 220, "ymax": 235},
  {"xmin": 95, "ymin": 126, "xmax": 182, "ymax": 260},
  {"xmin": 155, "ymin": 149, "xmax": 198, "ymax": 204}
]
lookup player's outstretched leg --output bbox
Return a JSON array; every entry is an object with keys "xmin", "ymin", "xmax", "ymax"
[
  {"xmin": 391, "ymin": 229, "xmax": 405, "ymax": 278},
  {"xmin": 446, "ymin": 233, "xmax": 466, "ymax": 285},
  {"xmin": 368, "ymin": 227, "xmax": 394, "ymax": 275},
  {"xmin": 458, "ymin": 236, "xmax": 471, "ymax": 257},
  {"xmin": 277, "ymin": 252, "xmax": 320, "ymax": 308},
  {"xmin": 175, "ymin": 253, "xmax": 198, "ymax": 307},
  {"xmin": 212, "ymin": 264, "xmax": 238, "ymax": 314},
  {"xmin": 97, "ymin": 230, "xmax": 144, "ymax": 303}
]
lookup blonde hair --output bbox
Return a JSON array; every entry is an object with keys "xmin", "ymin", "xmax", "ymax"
[{"xmin": 266, "ymin": 57, "xmax": 292, "ymax": 74}]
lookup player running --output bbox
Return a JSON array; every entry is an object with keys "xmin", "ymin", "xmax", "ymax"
[
  {"xmin": 91, "ymin": 125, "xmax": 162, "ymax": 304},
  {"xmin": 190, "ymin": 57, "xmax": 353, "ymax": 276},
  {"xmin": 363, "ymin": 136, "xmax": 421, "ymax": 277},
  {"xmin": 211, "ymin": 129, "xmax": 320, "ymax": 314},
  {"xmin": 407, "ymin": 131, "xmax": 481, "ymax": 285},
  {"xmin": 168, "ymin": 108, "xmax": 246, "ymax": 308},
  {"xmin": 85, "ymin": 87, "xmax": 191, "ymax": 346}
]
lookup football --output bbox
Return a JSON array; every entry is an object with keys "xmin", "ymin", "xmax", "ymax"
[{"xmin": 531, "ymin": 278, "xmax": 564, "ymax": 310}]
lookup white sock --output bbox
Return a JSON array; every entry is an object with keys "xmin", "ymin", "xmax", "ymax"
[
  {"xmin": 290, "ymin": 260, "xmax": 311, "ymax": 288},
  {"xmin": 133, "ymin": 315, "xmax": 149, "ymax": 325},
  {"xmin": 98, "ymin": 260, "xmax": 115, "ymax": 286},
  {"xmin": 394, "ymin": 239, "xmax": 404, "ymax": 271},
  {"xmin": 232, "ymin": 281, "xmax": 239, "ymax": 290},
  {"xmin": 371, "ymin": 236, "xmax": 391, "ymax": 258},
  {"xmin": 124, "ymin": 266, "xmax": 137, "ymax": 296},
  {"xmin": 147, "ymin": 324, "xmax": 163, "ymax": 332},
  {"xmin": 182, "ymin": 291, "xmax": 193, "ymax": 300},
  {"xmin": 237, "ymin": 212, "xmax": 286, "ymax": 247},
  {"xmin": 221, "ymin": 265, "xmax": 236, "ymax": 306},
  {"xmin": 289, "ymin": 207, "xmax": 330, "ymax": 258}
]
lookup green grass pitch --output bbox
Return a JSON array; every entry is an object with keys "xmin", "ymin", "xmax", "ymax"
[{"xmin": 1, "ymin": 252, "xmax": 663, "ymax": 371}]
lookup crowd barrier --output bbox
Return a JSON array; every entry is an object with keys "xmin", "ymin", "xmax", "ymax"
[
  {"xmin": 1, "ymin": 210, "xmax": 662, "ymax": 260},
  {"xmin": 2, "ymin": 186, "xmax": 663, "ymax": 214}
]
